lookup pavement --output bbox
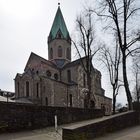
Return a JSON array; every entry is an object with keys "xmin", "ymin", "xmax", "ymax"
[
  {"xmin": 93, "ymin": 125, "xmax": 140, "ymax": 140},
  {"xmin": 0, "ymin": 126, "xmax": 62, "ymax": 140},
  {"xmin": 0, "ymin": 114, "xmax": 140, "ymax": 140}
]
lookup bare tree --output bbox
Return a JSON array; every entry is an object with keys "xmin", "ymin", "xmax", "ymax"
[
  {"xmin": 92, "ymin": 0, "xmax": 140, "ymax": 110},
  {"xmin": 132, "ymin": 57, "xmax": 140, "ymax": 102},
  {"xmin": 100, "ymin": 36, "xmax": 122, "ymax": 114},
  {"xmin": 72, "ymin": 10, "xmax": 99, "ymax": 108}
]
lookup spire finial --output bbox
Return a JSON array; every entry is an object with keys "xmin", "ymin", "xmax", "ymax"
[{"xmin": 58, "ymin": 0, "xmax": 60, "ymax": 7}]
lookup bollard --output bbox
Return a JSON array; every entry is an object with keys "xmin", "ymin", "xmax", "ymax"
[{"xmin": 55, "ymin": 115, "xmax": 58, "ymax": 132}]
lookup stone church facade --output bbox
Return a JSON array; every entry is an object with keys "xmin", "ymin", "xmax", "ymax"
[{"xmin": 15, "ymin": 6, "xmax": 112, "ymax": 115}]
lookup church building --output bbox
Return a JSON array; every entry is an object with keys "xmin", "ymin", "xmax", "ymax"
[{"xmin": 15, "ymin": 5, "xmax": 112, "ymax": 115}]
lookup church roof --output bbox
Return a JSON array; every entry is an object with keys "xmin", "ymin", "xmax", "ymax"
[
  {"xmin": 62, "ymin": 56, "xmax": 87, "ymax": 69},
  {"xmin": 24, "ymin": 52, "xmax": 58, "ymax": 71},
  {"xmin": 49, "ymin": 6, "xmax": 70, "ymax": 40}
]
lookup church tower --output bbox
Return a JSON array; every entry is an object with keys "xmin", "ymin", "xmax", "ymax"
[{"xmin": 48, "ymin": 4, "xmax": 71, "ymax": 68}]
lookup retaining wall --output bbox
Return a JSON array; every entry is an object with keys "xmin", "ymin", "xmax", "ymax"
[
  {"xmin": 0, "ymin": 102, "xmax": 103, "ymax": 132},
  {"xmin": 62, "ymin": 111, "xmax": 139, "ymax": 140}
]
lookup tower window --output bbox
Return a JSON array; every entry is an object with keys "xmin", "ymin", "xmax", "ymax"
[
  {"xmin": 50, "ymin": 48, "xmax": 53, "ymax": 59},
  {"xmin": 26, "ymin": 81, "xmax": 29, "ymax": 97},
  {"xmin": 66, "ymin": 48, "xmax": 71, "ymax": 60},
  {"xmin": 58, "ymin": 46, "xmax": 62, "ymax": 57},
  {"xmin": 67, "ymin": 70, "xmax": 71, "ymax": 82}
]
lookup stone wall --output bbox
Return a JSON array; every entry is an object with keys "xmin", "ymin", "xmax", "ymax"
[
  {"xmin": 0, "ymin": 102, "xmax": 103, "ymax": 132},
  {"xmin": 41, "ymin": 78, "xmax": 78, "ymax": 107},
  {"xmin": 63, "ymin": 111, "xmax": 139, "ymax": 140}
]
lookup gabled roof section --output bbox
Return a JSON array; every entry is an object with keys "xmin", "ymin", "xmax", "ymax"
[
  {"xmin": 62, "ymin": 56, "xmax": 98, "ymax": 72},
  {"xmin": 49, "ymin": 6, "xmax": 70, "ymax": 40},
  {"xmin": 24, "ymin": 52, "xmax": 57, "ymax": 71},
  {"xmin": 62, "ymin": 56, "xmax": 87, "ymax": 69}
]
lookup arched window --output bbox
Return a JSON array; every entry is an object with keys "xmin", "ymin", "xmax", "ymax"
[
  {"xmin": 17, "ymin": 82, "xmax": 20, "ymax": 97},
  {"xmin": 46, "ymin": 70, "xmax": 51, "ymax": 77},
  {"xmin": 67, "ymin": 70, "xmax": 71, "ymax": 82},
  {"xmin": 26, "ymin": 81, "xmax": 29, "ymax": 97},
  {"xmin": 54, "ymin": 73, "xmax": 58, "ymax": 80},
  {"xmin": 45, "ymin": 97, "xmax": 48, "ymax": 106},
  {"xmin": 83, "ymin": 73, "xmax": 86, "ymax": 87},
  {"xmin": 66, "ymin": 48, "xmax": 71, "ymax": 60},
  {"xmin": 69, "ymin": 94, "xmax": 72, "ymax": 107},
  {"xmin": 58, "ymin": 46, "xmax": 62, "ymax": 57},
  {"xmin": 36, "ymin": 71, "xmax": 39, "ymax": 75},
  {"xmin": 50, "ymin": 48, "xmax": 53, "ymax": 59},
  {"xmin": 36, "ymin": 83, "xmax": 39, "ymax": 98},
  {"xmin": 90, "ymin": 100, "xmax": 95, "ymax": 108}
]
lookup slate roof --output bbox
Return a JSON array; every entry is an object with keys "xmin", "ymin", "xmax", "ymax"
[
  {"xmin": 62, "ymin": 56, "xmax": 86, "ymax": 69},
  {"xmin": 49, "ymin": 6, "xmax": 70, "ymax": 40}
]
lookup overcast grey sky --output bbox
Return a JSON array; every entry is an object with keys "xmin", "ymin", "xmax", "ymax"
[
  {"xmin": 1, "ymin": 0, "xmax": 137, "ymax": 105},
  {"xmin": 0, "ymin": 0, "xmax": 83, "ymax": 90}
]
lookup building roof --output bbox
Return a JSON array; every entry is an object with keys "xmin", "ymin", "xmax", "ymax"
[
  {"xmin": 0, "ymin": 95, "xmax": 14, "ymax": 102},
  {"xmin": 49, "ymin": 6, "xmax": 70, "ymax": 40},
  {"xmin": 62, "ymin": 56, "xmax": 89, "ymax": 69},
  {"xmin": 24, "ymin": 52, "xmax": 58, "ymax": 71}
]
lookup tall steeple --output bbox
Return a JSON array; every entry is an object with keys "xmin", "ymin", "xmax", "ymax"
[
  {"xmin": 48, "ymin": 4, "xmax": 70, "ymax": 42},
  {"xmin": 48, "ymin": 4, "xmax": 71, "ymax": 67}
]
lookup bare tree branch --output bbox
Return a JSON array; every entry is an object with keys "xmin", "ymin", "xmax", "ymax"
[{"xmin": 94, "ymin": 0, "xmax": 140, "ymax": 110}]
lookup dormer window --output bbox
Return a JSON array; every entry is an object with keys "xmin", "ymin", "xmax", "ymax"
[
  {"xmin": 58, "ymin": 32, "xmax": 62, "ymax": 38},
  {"xmin": 56, "ymin": 30, "xmax": 63, "ymax": 39}
]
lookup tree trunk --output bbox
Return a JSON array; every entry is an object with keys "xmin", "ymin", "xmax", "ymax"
[
  {"xmin": 87, "ymin": 72, "xmax": 91, "ymax": 108},
  {"xmin": 122, "ymin": 53, "xmax": 133, "ymax": 110},
  {"xmin": 113, "ymin": 87, "xmax": 116, "ymax": 114},
  {"xmin": 136, "ymin": 72, "xmax": 139, "ymax": 103}
]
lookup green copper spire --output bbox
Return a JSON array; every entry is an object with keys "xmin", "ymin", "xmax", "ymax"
[{"xmin": 48, "ymin": 6, "xmax": 70, "ymax": 41}]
